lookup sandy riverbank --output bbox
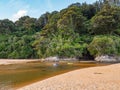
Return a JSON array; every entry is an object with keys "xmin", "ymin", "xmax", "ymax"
[
  {"xmin": 17, "ymin": 63, "xmax": 120, "ymax": 90},
  {"xmin": 0, "ymin": 59, "xmax": 41, "ymax": 65},
  {"xmin": 0, "ymin": 59, "xmax": 96, "ymax": 65}
]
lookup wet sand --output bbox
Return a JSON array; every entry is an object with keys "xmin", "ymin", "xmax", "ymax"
[
  {"xmin": 0, "ymin": 59, "xmax": 40, "ymax": 65},
  {"xmin": 17, "ymin": 63, "xmax": 120, "ymax": 90}
]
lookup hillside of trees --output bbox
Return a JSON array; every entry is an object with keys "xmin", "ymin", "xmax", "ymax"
[{"xmin": 0, "ymin": 1, "xmax": 120, "ymax": 60}]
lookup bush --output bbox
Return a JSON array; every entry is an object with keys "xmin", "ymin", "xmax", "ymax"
[{"xmin": 88, "ymin": 36, "xmax": 119, "ymax": 57}]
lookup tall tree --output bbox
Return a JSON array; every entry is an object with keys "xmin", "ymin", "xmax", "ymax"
[
  {"xmin": 57, "ymin": 6, "xmax": 86, "ymax": 34},
  {"xmin": 40, "ymin": 11, "xmax": 60, "ymax": 37},
  {"xmin": 15, "ymin": 16, "xmax": 37, "ymax": 34},
  {"xmin": 0, "ymin": 19, "xmax": 15, "ymax": 34},
  {"xmin": 36, "ymin": 12, "xmax": 50, "ymax": 30},
  {"xmin": 91, "ymin": 4, "xmax": 120, "ymax": 34}
]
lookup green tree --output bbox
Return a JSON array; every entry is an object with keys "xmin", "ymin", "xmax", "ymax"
[
  {"xmin": 41, "ymin": 11, "xmax": 60, "ymax": 37},
  {"xmin": 36, "ymin": 12, "xmax": 50, "ymax": 30},
  {"xmin": 15, "ymin": 16, "xmax": 38, "ymax": 34},
  {"xmin": 57, "ymin": 6, "xmax": 86, "ymax": 34},
  {"xmin": 4, "ymin": 35, "xmax": 36, "ymax": 59},
  {"xmin": 91, "ymin": 4, "xmax": 120, "ymax": 34},
  {"xmin": 81, "ymin": 3, "xmax": 97, "ymax": 19},
  {"xmin": 0, "ymin": 19, "xmax": 16, "ymax": 34},
  {"xmin": 33, "ymin": 28, "xmax": 88, "ymax": 58},
  {"xmin": 88, "ymin": 36, "xmax": 118, "ymax": 57}
]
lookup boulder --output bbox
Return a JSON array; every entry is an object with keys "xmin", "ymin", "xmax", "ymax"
[
  {"xmin": 45, "ymin": 56, "xmax": 59, "ymax": 61},
  {"xmin": 44, "ymin": 56, "xmax": 78, "ymax": 61},
  {"xmin": 95, "ymin": 55, "xmax": 120, "ymax": 62}
]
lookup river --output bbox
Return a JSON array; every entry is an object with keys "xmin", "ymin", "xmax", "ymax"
[{"xmin": 0, "ymin": 61, "xmax": 110, "ymax": 89}]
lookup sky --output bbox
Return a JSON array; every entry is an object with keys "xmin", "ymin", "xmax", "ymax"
[{"xmin": 0, "ymin": 0, "xmax": 97, "ymax": 21}]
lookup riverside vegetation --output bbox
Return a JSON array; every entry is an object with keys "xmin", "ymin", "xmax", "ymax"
[{"xmin": 0, "ymin": 1, "xmax": 120, "ymax": 61}]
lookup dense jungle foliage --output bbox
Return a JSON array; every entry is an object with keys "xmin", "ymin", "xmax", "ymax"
[{"xmin": 0, "ymin": 1, "xmax": 120, "ymax": 59}]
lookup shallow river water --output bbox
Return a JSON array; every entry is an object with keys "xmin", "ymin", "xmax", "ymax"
[{"xmin": 0, "ymin": 61, "xmax": 110, "ymax": 89}]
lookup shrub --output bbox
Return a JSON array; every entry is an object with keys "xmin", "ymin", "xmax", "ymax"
[{"xmin": 88, "ymin": 36, "xmax": 118, "ymax": 57}]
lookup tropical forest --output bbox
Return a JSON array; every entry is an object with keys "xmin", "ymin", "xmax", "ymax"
[{"xmin": 0, "ymin": 1, "xmax": 120, "ymax": 61}]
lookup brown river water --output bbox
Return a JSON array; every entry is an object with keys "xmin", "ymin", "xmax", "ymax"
[{"xmin": 0, "ymin": 61, "xmax": 111, "ymax": 89}]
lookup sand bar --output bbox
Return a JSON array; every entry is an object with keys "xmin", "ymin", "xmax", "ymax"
[
  {"xmin": 17, "ymin": 63, "xmax": 120, "ymax": 90},
  {"xmin": 0, "ymin": 59, "xmax": 40, "ymax": 65}
]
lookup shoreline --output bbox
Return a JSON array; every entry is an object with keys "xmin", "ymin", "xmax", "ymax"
[
  {"xmin": 0, "ymin": 59, "xmax": 41, "ymax": 65},
  {"xmin": 0, "ymin": 59, "xmax": 96, "ymax": 65},
  {"xmin": 17, "ymin": 63, "xmax": 120, "ymax": 90},
  {"xmin": 0, "ymin": 59, "xmax": 118, "ymax": 66}
]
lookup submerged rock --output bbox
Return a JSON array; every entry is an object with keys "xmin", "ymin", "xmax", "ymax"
[
  {"xmin": 95, "ymin": 55, "xmax": 120, "ymax": 62},
  {"xmin": 53, "ymin": 63, "xmax": 59, "ymax": 67}
]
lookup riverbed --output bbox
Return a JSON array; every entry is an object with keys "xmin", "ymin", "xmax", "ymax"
[{"xmin": 18, "ymin": 63, "xmax": 120, "ymax": 90}]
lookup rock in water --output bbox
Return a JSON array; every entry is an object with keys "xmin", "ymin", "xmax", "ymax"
[
  {"xmin": 45, "ymin": 56, "xmax": 59, "ymax": 61},
  {"xmin": 53, "ymin": 63, "xmax": 58, "ymax": 67},
  {"xmin": 95, "ymin": 55, "xmax": 120, "ymax": 62}
]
